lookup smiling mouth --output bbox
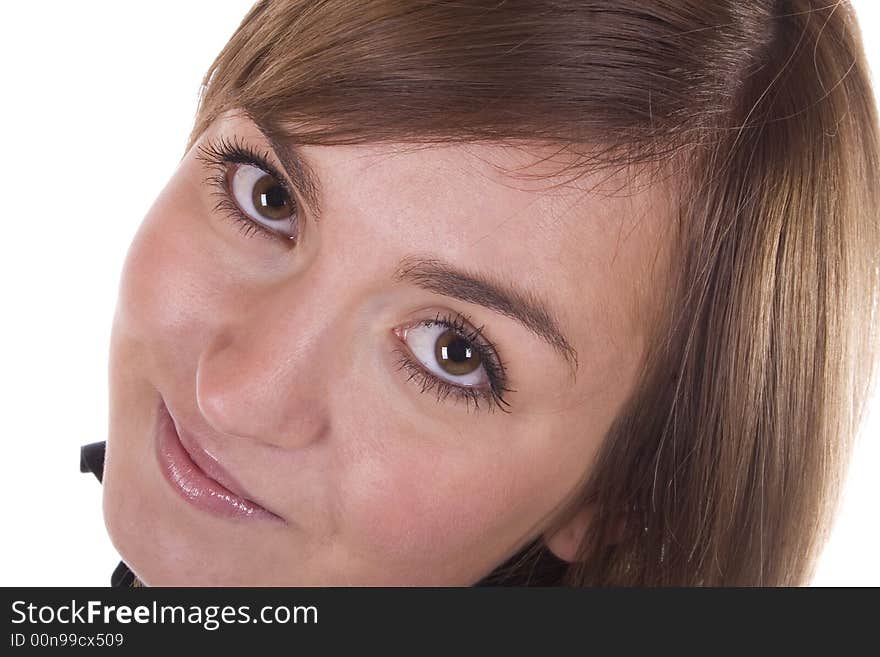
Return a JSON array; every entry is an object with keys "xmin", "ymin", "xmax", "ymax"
[{"xmin": 154, "ymin": 397, "xmax": 284, "ymax": 523}]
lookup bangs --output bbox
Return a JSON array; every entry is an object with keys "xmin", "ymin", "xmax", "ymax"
[{"xmin": 186, "ymin": 0, "xmax": 760, "ymax": 176}]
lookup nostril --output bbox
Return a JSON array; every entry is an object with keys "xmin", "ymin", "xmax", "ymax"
[
  {"xmin": 195, "ymin": 316, "xmax": 333, "ymax": 448},
  {"xmin": 195, "ymin": 360, "xmax": 331, "ymax": 448},
  {"xmin": 194, "ymin": 358, "xmax": 244, "ymax": 439}
]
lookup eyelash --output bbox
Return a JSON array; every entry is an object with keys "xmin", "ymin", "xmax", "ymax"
[
  {"xmin": 196, "ymin": 135, "xmax": 300, "ymax": 243},
  {"xmin": 196, "ymin": 133, "xmax": 516, "ymax": 415},
  {"xmin": 393, "ymin": 310, "xmax": 515, "ymax": 415}
]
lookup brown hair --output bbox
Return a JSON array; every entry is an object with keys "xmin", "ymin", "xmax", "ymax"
[{"xmin": 186, "ymin": 0, "xmax": 880, "ymax": 585}]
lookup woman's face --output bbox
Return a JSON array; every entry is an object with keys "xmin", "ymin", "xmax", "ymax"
[{"xmin": 103, "ymin": 110, "xmax": 674, "ymax": 585}]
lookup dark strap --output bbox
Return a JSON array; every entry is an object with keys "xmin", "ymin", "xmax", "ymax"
[
  {"xmin": 80, "ymin": 440, "xmax": 138, "ymax": 586},
  {"xmin": 111, "ymin": 560, "xmax": 136, "ymax": 587},
  {"xmin": 79, "ymin": 441, "xmax": 106, "ymax": 483}
]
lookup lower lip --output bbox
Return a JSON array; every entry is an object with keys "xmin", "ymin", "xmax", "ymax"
[{"xmin": 154, "ymin": 398, "xmax": 281, "ymax": 522}]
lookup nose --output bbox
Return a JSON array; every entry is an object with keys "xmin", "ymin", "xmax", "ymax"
[{"xmin": 194, "ymin": 284, "xmax": 333, "ymax": 449}]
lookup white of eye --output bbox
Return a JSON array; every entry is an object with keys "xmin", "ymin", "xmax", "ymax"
[
  {"xmin": 229, "ymin": 163, "xmax": 296, "ymax": 235},
  {"xmin": 401, "ymin": 322, "xmax": 489, "ymax": 387}
]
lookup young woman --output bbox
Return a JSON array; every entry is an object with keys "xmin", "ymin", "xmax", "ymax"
[{"xmin": 90, "ymin": 0, "xmax": 880, "ymax": 586}]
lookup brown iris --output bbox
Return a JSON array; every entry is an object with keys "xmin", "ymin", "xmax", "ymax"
[
  {"xmin": 435, "ymin": 329, "xmax": 482, "ymax": 376},
  {"xmin": 251, "ymin": 173, "xmax": 292, "ymax": 221}
]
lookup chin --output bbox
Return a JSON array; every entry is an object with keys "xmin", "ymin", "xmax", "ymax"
[{"xmin": 102, "ymin": 501, "xmax": 263, "ymax": 586}]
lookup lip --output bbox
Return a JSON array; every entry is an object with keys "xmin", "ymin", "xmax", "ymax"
[{"xmin": 154, "ymin": 396, "xmax": 283, "ymax": 522}]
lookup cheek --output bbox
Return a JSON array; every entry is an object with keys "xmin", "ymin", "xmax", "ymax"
[
  {"xmin": 337, "ymin": 431, "xmax": 529, "ymax": 581},
  {"xmin": 112, "ymin": 177, "xmax": 227, "ymax": 364}
]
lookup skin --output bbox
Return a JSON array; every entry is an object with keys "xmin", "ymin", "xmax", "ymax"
[{"xmin": 103, "ymin": 109, "xmax": 676, "ymax": 585}]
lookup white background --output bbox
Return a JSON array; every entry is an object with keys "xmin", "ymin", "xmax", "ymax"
[{"xmin": 0, "ymin": 1, "xmax": 876, "ymax": 586}]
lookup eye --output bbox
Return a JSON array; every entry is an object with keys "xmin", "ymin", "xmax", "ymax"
[
  {"xmin": 229, "ymin": 163, "xmax": 298, "ymax": 238},
  {"xmin": 197, "ymin": 135, "xmax": 302, "ymax": 243},
  {"xmin": 392, "ymin": 311, "xmax": 515, "ymax": 414},
  {"xmin": 400, "ymin": 320, "xmax": 489, "ymax": 387}
]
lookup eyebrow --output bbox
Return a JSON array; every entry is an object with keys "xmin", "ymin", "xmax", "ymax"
[
  {"xmin": 251, "ymin": 115, "xmax": 325, "ymax": 223},
  {"xmin": 250, "ymin": 114, "xmax": 578, "ymax": 379},
  {"xmin": 394, "ymin": 255, "xmax": 579, "ymax": 379}
]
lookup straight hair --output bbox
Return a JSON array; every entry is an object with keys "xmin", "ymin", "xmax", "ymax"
[{"xmin": 185, "ymin": 0, "xmax": 880, "ymax": 585}]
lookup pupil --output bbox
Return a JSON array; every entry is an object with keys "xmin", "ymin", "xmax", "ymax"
[
  {"xmin": 252, "ymin": 174, "xmax": 290, "ymax": 220},
  {"xmin": 260, "ymin": 185, "xmax": 286, "ymax": 208},
  {"xmin": 435, "ymin": 329, "xmax": 481, "ymax": 376},
  {"xmin": 444, "ymin": 337, "xmax": 471, "ymax": 362}
]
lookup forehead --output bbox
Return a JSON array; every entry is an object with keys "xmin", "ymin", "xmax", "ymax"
[{"xmin": 307, "ymin": 137, "xmax": 677, "ymax": 353}]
